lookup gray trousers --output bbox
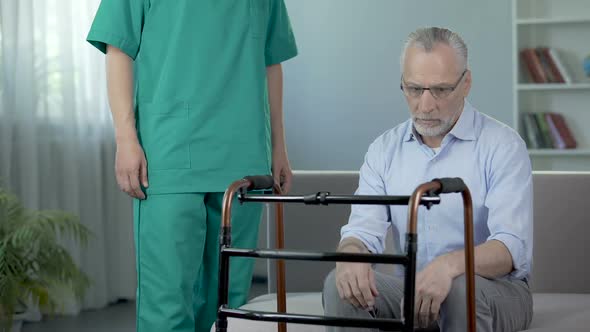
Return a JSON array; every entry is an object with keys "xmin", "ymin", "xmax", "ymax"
[{"xmin": 322, "ymin": 269, "xmax": 533, "ymax": 332}]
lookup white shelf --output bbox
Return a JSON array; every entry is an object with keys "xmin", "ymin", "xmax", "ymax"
[
  {"xmin": 517, "ymin": 17, "xmax": 590, "ymax": 25},
  {"xmin": 514, "ymin": 0, "xmax": 590, "ymax": 169},
  {"xmin": 529, "ymin": 149, "xmax": 590, "ymax": 156},
  {"xmin": 517, "ymin": 83, "xmax": 590, "ymax": 90}
]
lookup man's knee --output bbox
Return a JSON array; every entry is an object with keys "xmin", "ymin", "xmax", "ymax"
[
  {"xmin": 322, "ymin": 269, "xmax": 359, "ymax": 317},
  {"xmin": 445, "ymin": 274, "xmax": 468, "ymax": 308},
  {"xmin": 440, "ymin": 275, "xmax": 491, "ymax": 330},
  {"xmin": 322, "ymin": 269, "xmax": 340, "ymax": 314},
  {"xmin": 441, "ymin": 275, "xmax": 471, "ymax": 324}
]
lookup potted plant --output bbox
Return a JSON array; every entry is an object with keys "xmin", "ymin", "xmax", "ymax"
[{"xmin": 0, "ymin": 185, "xmax": 91, "ymax": 332}]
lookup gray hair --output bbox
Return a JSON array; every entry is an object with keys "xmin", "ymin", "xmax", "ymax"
[{"xmin": 400, "ymin": 27, "xmax": 468, "ymax": 73}]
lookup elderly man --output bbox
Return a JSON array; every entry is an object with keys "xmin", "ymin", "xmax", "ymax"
[{"xmin": 322, "ymin": 27, "xmax": 533, "ymax": 332}]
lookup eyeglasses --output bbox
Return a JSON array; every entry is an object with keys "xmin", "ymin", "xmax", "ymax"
[{"xmin": 400, "ymin": 69, "xmax": 467, "ymax": 99}]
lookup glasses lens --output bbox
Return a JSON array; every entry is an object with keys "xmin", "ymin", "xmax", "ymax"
[
  {"xmin": 431, "ymin": 87, "xmax": 452, "ymax": 99},
  {"xmin": 404, "ymin": 86, "xmax": 423, "ymax": 98}
]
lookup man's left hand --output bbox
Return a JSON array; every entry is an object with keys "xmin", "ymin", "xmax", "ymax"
[
  {"xmin": 272, "ymin": 148, "xmax": 293, "ymax": 193},
  {"xmin": 414, "ymin": 256, "xmax": 455, "ymax": 328}
]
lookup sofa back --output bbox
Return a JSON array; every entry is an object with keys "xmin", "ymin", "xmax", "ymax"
[
  {"xmin": 529, "ymin": 171, "xmax": 590, "ymax": 293},
  {"xmin": 255, "ymin": 171, "xmax": 590, "ymax": 294}
]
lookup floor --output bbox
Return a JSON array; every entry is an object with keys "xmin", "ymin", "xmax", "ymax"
[{"xmin": 20, "ymin": 282, "xmax": 269, "ymax": 332}]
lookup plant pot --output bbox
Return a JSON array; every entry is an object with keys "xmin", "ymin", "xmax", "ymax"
[{"xmin": 11, "ymin": 313, "xmax": 26, "ymax": 332}]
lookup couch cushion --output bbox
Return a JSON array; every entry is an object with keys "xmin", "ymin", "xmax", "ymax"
[
  {"xmin": 523, "ymin": 293, "xmax": 590, "ymax": 330},
  {"xmin": 212, "ymin": 292, "xmax": 590, "ymax": 331},
  {"xmin": 210, "ymin": 293, "xmax": 324, "ymax": 332}
]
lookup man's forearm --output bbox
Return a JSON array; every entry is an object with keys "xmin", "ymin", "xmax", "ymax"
[
  {"xmin": 266, "ymin": 64, "xmax": 286, "ymax": 151},
  {"xmin": 106, "ymin": 45, "xmax": 138, "ymax": 143},
  {"xmin": 338, "ymin": 237, "xmax": 369, "ymax": 254},
  {"xmin": 441, "ymin": 239, "xmax": 514, "ymax": 279}
]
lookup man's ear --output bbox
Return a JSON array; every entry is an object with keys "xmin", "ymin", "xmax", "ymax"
[{"xmin": 462, "ymin": 70, "xmax": 472, "ymax": 97}]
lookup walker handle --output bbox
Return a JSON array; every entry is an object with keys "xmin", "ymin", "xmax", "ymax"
[
  {"xmin": 244, "ymin": 175, "xmax": 275, "ymax": 191},
  {"xmin": 432, "ymin": 177, "xmax": 466, "ymax": 194}
]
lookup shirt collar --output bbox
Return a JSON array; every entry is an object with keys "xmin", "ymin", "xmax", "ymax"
[
  {"xmin": 448, "ymin": 100, "xmax": 476, "ymax": 141},
  {"xmin": 402, "ymin": 99, "xmax": 476, "ymax": 143},
  {"xmin": 402, "ymin": 121, "xmax": 417, "ymax": 142}
]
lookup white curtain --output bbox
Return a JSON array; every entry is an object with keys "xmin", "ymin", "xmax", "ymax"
[{"xmin": 0, "ymin": 0, "xmax": 136, "ymax": 313}]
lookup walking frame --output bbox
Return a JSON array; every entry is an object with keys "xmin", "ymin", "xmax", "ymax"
[{"xmin": 216, "ymin": 175, "xmax": 476, "ymax": 332}]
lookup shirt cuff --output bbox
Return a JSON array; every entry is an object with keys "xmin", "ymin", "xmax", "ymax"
[
  {"xmin": 340, "ymin": 231, "xmax": 383, "ymax": 254},
  {"xmin": 488, "ymin": 233, "xmax": 528, "ymax": 279},
  {"xmin": 265, "ymin": 47, "xmax": 298, "ymax": 66},
  {"xmin": 87, "ymin": 29, "xmax": 140, "ymax": 60}
]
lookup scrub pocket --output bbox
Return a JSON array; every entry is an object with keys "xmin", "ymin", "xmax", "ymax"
[
  {"xmin": 249, "ymin": 0, "xmax": 269, "ymax": 39},
  {"xmin": 137, "ymin": 100, "xmax": 191, "ymax": 170}
]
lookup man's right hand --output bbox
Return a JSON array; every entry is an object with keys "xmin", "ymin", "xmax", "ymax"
[
  {"xmin": 335, "ymin": 261, "xmax": 379, "ymax": 309},
  {"xmin": 115, "ymin": 139, "xmax": 148, "ymax": 199}
]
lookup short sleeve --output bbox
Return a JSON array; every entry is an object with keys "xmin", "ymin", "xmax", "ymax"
[
  {"xmin": 265, "ymin": 0, "xmax": 298, "ymax": 66},
  {"xmin": 86, "ymin": 0, "xmax": 146, "ymax": 60}
]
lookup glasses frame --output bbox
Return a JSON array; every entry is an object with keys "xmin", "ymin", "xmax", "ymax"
[{"xmin": 400, "ymin": 69, "xmax": 468, "ymax": 99}]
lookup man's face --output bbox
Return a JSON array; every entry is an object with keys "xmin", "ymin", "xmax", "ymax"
[{"xmin": 401, "ymin": 44, "xmax": 472, "ymax": 139}]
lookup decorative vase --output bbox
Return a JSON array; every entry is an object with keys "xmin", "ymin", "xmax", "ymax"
[{"xmin": 11, "ymin": 313, "xmax": 26, "ymax": 332}]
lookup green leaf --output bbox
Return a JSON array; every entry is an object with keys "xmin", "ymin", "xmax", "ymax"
[{"xmin": 0, "ymin": 185, "xmax": 91, "ymax": 319}]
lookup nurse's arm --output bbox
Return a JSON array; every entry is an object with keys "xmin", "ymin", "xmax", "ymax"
[
  {"xmin": 106, "ymin": 45, "xmax": 148, "ymax": 199},
  {"xmin": 267, "ymin": 63, "xmax": 293, "ymax": 193}
]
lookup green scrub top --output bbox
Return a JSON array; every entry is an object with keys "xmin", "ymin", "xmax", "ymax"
[{"xmin": 87, "ymin": 0, "xmax": 298, "ymax": 194}]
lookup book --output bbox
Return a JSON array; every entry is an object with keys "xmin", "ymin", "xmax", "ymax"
[
  {"xmin": 536, "ymin": 48, "xmax": 557, "ymax": 83},
  {"xmin": 545, "ymin": 113, "xmax": 566, "ymax": 149},
  {"xmin": 520, "ymin": 114, "xmax": 532, "ymax": 148},
  {"xmin": 520, "ymin": 48, "xmax": 548, "ymax": 83},
  {"xmin": 538, "ymin": 47, "xmax": 565, "ymax": 83},
  {"xmin": 522, "ymin": 113, "xmax": 541, "ymax": 149},
  {"xmin": 534, "ymin": 113, "xmax": 553, "ymax": 148},
  {"xmin": 533, "ymin": 113, "xmax": 554, "ymax": 148},
  {"xmin": 548, "ymin": 48, "xmax": 572, "ymax": 84},
  {"xmin": 546, "ymin": 112, "xmax": 577, "ymax": 149}
]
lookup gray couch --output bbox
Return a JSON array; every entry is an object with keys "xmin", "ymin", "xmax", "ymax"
[{"xmin": 222, "ymin": 171, "xmax": 590, "ymax": 331}]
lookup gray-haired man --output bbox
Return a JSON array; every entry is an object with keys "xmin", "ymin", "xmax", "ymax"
[{"xmin": 322, "ymin": 27, "xmax": 533, "ymax": 332}]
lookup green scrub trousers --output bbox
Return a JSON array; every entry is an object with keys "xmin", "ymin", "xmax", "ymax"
[{"xmin": 134, "ymin": 194, "xmax": 262, "ymax": 331}]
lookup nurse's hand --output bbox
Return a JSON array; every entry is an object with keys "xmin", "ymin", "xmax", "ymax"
[
  {"xmin": 115, "ymin": 139, "xmax": 148, "ymax": 199},
  {"xmin": 272, "ymin": 148, "xmax": 293, "ymax": 193}
]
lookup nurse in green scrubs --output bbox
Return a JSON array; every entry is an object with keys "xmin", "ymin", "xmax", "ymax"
[{"xmin": 87, "ymin": 1, "xmax": 298, "ymax": 331}]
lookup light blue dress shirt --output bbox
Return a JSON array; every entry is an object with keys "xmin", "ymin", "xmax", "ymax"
[{"xmin": 341, "ymin": 100, "xmax": 533, "ymax": 280}]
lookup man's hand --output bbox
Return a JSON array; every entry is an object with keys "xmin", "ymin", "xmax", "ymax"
[
  {"xmin": 335, "ymin": 261, "xmax": 379, "ymax": 309},
  {"xmin": 115, "ymin": 139, "xmax": 148, "ymax": 199},
  {"xmin": 414, "ymin": 256, "xmax": 454, "ymax": 328},
  {"xmin": 272, "ymin": 147, "xmax": 293, "ymax": 193},
  {"xmin": 335, "ymin": 238, "xmax": 379, "ymax": 310}
]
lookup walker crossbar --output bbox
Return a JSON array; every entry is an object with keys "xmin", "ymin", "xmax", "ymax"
[
  {"xmin": 222, "ymin": 247, "xmax": 410, "ymax": 264},
  {"xmin": 220, "ymin": 308, "xmax": 405, "ymax": 330},
  {"xmin": 238, "ymin": 192, "xmax": 441, "ymax": 206}
]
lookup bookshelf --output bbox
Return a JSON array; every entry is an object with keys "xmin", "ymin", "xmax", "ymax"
[
  {"xmin": 517, "ymin": 83, "xmax": 590, "ymax": 91},
  {"xmin": 529, "ymin": 149, "xmax": 590, "ymax": 157},
  {"xmin": 516, "ymin": 17, "xmax": 590, "ymax": 25},
  {"xmin": 512, "ymin": 0, "xmax": 590, "ymax": 171}
]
